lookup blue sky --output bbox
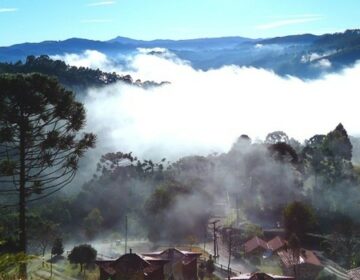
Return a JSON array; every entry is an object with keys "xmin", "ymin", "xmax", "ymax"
[{"xmin": 1, "ymin": 0, "xmax": 360, "ymax": 46}]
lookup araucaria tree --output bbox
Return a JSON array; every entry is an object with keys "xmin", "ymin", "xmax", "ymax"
[{"xmin": 0, "ymin": 73, "xmax": 96, "ymax": 275}]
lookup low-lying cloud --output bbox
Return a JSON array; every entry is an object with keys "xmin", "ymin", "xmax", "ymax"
[{"xmin": 54, "ymin": 49, "xmax": 360, "ymax": 160}]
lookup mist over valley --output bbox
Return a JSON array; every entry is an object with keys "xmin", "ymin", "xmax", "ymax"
[{"xmin": 2, "ymin": 5, "xmax": 360, "ymax": 279}]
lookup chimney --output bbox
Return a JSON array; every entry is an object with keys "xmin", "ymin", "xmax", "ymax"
[{"xmin": 129, "ymin": 248, "xmax": 132, "ymax": 254}]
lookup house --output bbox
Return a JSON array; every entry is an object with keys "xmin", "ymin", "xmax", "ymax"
[
  {"xmin": 142, "ymin": 248, "xmax": 202, "ymax": 280},
  {"xmin": 267, "ymin": 236, "xmax": 286, "ymax": 253},
  {"xmin": 277, "ymin": 248, "xmax": 323, "ymax": 280},
  {"xmin": 96, "ymin": 251, "xmax": 166, "ymax": 280},
  {"xmin": 230, "ymin": 272, "xmax": 294, "ymax": 280},
  {"xmin": 243, "ymin": 236, "xmax": 286, "ymax": 258},
  {"xmin": 244, "ymin": 237, "xmax": 269, "ymax": 255},
  {"xmin": 96, "ymin": 248, "xmax": 201, "ymax": 280}
]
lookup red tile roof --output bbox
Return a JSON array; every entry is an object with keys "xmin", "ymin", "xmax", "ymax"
[
  {"xmin": 96, "ymin": 248, "xmax": 201, "ymax": 278},
  {"xmin": 244, "ymin": 237, "xmax": 268, "ymax": 254},
  {"xmin": 231, "ymin": 272, "xmax": 294, "ymax": 280},
  {"xmin": 277, "ymin": 249, "xmax": 322, "ymax": 267},
  {"xmin": 142, "ymin": 248, "xmax": 201, "ymax": 261},
  {"xmin": 348, "ymin": 267, "xmax": 360, "ymax": 280},
  {"xmin": 267, "ymin": 236, "xmax": 285, "ymax": 252}
]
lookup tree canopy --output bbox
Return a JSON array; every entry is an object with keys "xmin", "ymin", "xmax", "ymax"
[
  {"xmin": 68, "ymin": 244, "xmax": 97, "ymax": 272},
  {"xmin": 0, "ymin": 73, "xmax": 95, "ymax": 277},
  {"xmin": 283, "ymin": 201, "xmax": 316, "ymax": 241}
]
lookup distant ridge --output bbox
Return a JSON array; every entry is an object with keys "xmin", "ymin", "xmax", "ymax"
[{"xmin": 2, "ymin": 29, "xmax": 360, "ymax": 79}]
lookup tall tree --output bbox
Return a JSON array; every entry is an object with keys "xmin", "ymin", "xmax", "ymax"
[
  {"xmin": 29, "ymin": 218, "xmax": 58, "ymax": 267},
  {"xmin": 83, "ymin": 208, "xmax": 103, "ymax": 240},
  {"xmin": 265, "ymin": 131, "xmax": 290, "ymax": 145},
  {"xmin": 68, "ymin": 244, "xmax": 97, "ymax": 272},
  {"xmin": 0, "ymin": 73, "xmax": 95, "ymax": 277},
  {"xmin": 283, "ymin": 201, "xmax": 316, "ymax": 241},
  {"xmin": 323, "ymin": 123, "xmax": 352, "ymax": 161},
  {"xmin": 51, "ymin": 237, "xmax": 64, "ymax": 257}
]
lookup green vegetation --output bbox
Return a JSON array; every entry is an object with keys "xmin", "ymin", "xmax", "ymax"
[
  {"xmin": 68, "ymin": 244, "xmax": 97, "ymax": 273},
  {"xmin": 0, "ymin": 55, "xmax": 132, "ymax": 91},
  {"xmin": 257, "ymin": 261, "xmax": 283, "ymax": 275},
  {"xmin": 52, "ymin": 238, "xmax": 64, "ymax": 257},
  {"xmin": 0, "ymin": 73, "xmax": 95, "ymax": 277},
  {"xmin": 0, "ymin": 55, "xmax": 167, "ymax": 93},
  {"xmin": 283, "ymin": 201, "xmax": 316, "ymax": 241},
  {"xmin": 1, "ymin": 64, "xmax": 360, "ymax": 279}
]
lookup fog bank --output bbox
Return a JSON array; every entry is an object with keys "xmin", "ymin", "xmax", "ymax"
[{"xmin": 55, "ymin": 49, "xmax": 360, "ymax": 160}]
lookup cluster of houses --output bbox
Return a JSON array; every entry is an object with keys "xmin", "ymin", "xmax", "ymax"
[
  {"xmin": 243, "ymin": 236, "xmax": 323, "ymax": 280},
  {"xmin": 95, "ymin": 233, "xmax": 339, "ymax": 280},
  {"xmin": 96, "ymin": 248, "xmax": 201, "ymax": 280},
  {"xmin": 95, "ymin": 247, "xmax": 299, "ymax": 280}
]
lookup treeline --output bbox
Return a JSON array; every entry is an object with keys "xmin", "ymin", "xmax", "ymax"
[
  {"xmin": 0, "ymin": 55, "xmax": 167, "ymax": 92},
  {"xmin": 3, "ymin": 123, "xmax": 358, "ymax": 249}
]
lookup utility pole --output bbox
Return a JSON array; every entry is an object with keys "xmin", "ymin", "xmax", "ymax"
[
  {"xmin": 203, "ymin": 226, "xmax": 207, "ymax": 253},
  {"xmin": 124, "ymin": 215, "xmax": 128, "ymax": 254},
  {"xmin": 235, "ymin": 193, "xmax": 240, "ymax": 227},
  {"xmin": 227, "ymin": 227, "xmax": 233, "ymax": 280},
  {"xmin": 209, "ymin": 220, "xmax": 220, "ymax": 261}
]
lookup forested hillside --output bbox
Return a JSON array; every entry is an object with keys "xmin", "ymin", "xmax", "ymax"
[
  {"xmin": 0, "ymin": 55, "xmax": 166, "ymax": 93},
  {"xmin": 2, "ymin": 120, "xmax": 360, "ymax": 268}
]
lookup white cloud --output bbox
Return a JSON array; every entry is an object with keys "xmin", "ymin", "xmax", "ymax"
[
  {"xmin": 301, "ymin": 51, "xmax": 337, "ymax": 63},
  {"xmin": 0, "ymin": 8, "xmax": 18, "ymax": 13},
  {"xmin": 56, "ymin": 49, "xmax": 360, "ymax": 160},
  {"xmin": 51, "ymin": 50, "xmax": 115, "ymax": 70},
  {"xmin": 301, "ymin": 52, "xmax": 322, "ymax": 63},
  {"xmin": 87, "ymin": 1, "xmax": 116, "ymax": 7},
  {"xmin": 256, "ymin": 16, "xmax": 324, "ymax": 30},
  {"xmin": 315, "ymin": 59, "xmax": 332, "ymax": 69},
  {"xmin": 301, "ymin": 51, "xmax": 335, "ymax": 68}
]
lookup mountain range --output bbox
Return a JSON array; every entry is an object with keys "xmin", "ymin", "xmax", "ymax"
[{"xmin": 2, "ymin": 29, "xmax": 360, "ymax": 79}]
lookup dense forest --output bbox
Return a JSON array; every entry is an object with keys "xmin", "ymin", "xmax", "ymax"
[
  {"xmin": 2, "ymin": 113, "xmax": 360, "ymax": 266},
  {"xmin": 0, "ymin": 55, "xmax": 167, "ymax": 93}
]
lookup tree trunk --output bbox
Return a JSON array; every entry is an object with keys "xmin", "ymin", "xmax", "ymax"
[
  {"xmin": 42, "ymin": 246, "xmax": 46, "ymax": 268},
  {"xmin": 50, "ymin": 253, "xmax": 53, "ymax": 278},
  {"xmin": 19, "ymin": 112, "xmax": 27, "ymax": 279}
]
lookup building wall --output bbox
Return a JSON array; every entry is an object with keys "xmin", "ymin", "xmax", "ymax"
[
  {"xmin": 99, "ymin": 268, "xmax": 113, "ymax": 280},
  {"xmin": 114, "ymin": 271, "xmax": 144, "ymax": 280},
  {"xmin": 144, "ymin": 267, "xmax": 165, "ymax": 280},
  {"xmin": 183, "ymin": 258, "xmax": 198, "ymax": 280}
]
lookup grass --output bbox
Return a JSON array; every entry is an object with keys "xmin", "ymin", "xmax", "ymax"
[
  {"xmin": 257, "ymin": 259, "xmax": 283, "ymax": 275},
  {"xmin": 13, "ymin": 256, "xmax": 101, "ymax": 280}
]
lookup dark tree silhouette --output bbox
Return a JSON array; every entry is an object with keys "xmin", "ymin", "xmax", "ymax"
[
  {"xmin": 68, "ymin": 244, "xmax": 97, "ymax": 272},
  {"xmin": 0, "ymin": 73, "xmax": 95, "ymax": 277},
  {"xmin": 265, "ymin": 131, "xmax": 290, "ymax": 145},
  {"xmin": 323, "ymin": 123, "xmax": 352, "ymax": 161},
  {"xmin": 268, "ymin": 142, "xmax": 299, "ymax": 164},
  {"xmin": 51, "ymin": 237, "xmax": 64, "ymax": 257},
  {"xmin": 283, "ymin": 201, "xmax": 316, "ymax": 241},
  {"xmin": 205, "ymin": 255, "xmax": 215, "ymax": 276}
]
